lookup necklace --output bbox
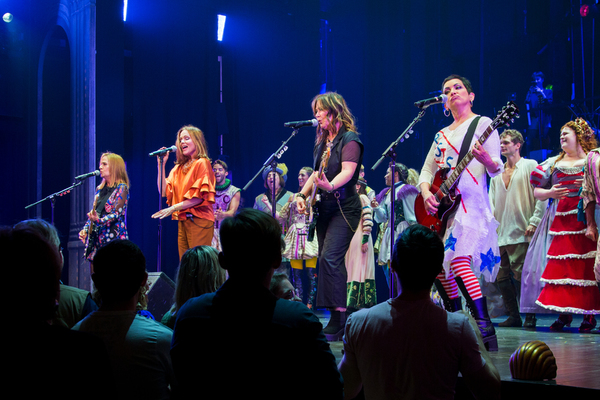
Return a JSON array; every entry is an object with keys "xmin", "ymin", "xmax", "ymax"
[{"xmin": 181, "ymin": 159, "xmax": 194, "ymax": 175}]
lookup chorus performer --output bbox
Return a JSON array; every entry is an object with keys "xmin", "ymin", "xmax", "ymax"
[
  {"xmin": 279, "ymin": 167, "xmax": 319, "ymax": 308},
  {"xmin": 418, "ymin": 74, "xmax": 502, "ymax": 350},
  {"xmin": 78, "ymin": 152, "xmax": 130, "ymax": 261},
  {"xmin": 296, "ymin": 92, "xmax": 364, "ymax": 341},
  {"xmin": 530, "ymin": 118, "xmax": 600, "ymax": 332},
  {"xmin": 152, "ymin": 125, "xmax": 216, "ymax": 259}
]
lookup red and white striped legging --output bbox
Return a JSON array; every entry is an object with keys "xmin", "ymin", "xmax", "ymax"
[{"xmin": 436, "ymin": 255, "xmax": 482, "ymax": 300}]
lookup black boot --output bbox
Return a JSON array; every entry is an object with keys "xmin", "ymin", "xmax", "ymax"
[
  {"xmin": 434, "ymin": 279, "xmax": 462, "ymax": 312},
  {"xmin": 497, "ymin": 279, "xmax": 522, "ymax": 327},
  {"xmin": 456, "ymin": 278, "xmax": 498, "ymax": 351},
  {"xmin": 324, "ymin": 310, "xmax": 346, "ymax": 342}
]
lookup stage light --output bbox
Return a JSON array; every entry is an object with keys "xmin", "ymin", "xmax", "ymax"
[
  {"xmin": 217, "ymin": 14, "xmax": 226, "ymax": 41},
  {"xmin": 123, "ymin": 0, "xmax": 128, "ymax": 22},
  {"xmin": 3, "ymin": 13, "xmax": 13, "ymax": 23},
  {"xmin": 580, "ymin": 3, "xmax": 599, "ymax": 18}
]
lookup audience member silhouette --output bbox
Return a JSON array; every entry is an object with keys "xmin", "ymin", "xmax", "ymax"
[
  {"xmin": 338, "ymin": 224, "xmax": 501, "ymax": 400},
  {"xmin": 72, "ymin": 239, "xmax": 176, "ymax": 400},
  {"xmin": 171, "ymin": 208, "xmax": 343, "ymax": 399},
  {"xmin": 3, "ymin": 225, "xmax": 114, "ymax": 400},
  {"xmin": 161, "ymin": 245, "xmax": 227, "ymax": 328},
  {"xmin": 14, "ymin": 218, "xmax": 98, "ymax": 328}
]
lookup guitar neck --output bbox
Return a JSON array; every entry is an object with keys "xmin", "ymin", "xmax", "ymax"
[{"xmin": 437, "ymin": 123, "xmax": 495, "ymax": 197}]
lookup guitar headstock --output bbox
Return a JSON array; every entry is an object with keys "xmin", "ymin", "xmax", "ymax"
[{"xmin": 491, "ymin": 101, "xmax": 520, "ymax": 130}]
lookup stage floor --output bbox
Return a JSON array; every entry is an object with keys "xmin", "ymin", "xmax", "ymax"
[{"xmin": 317, "ymin": 311, "xmax": 600, "ymax": 393}]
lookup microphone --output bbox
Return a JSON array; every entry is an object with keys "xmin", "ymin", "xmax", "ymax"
[
  {"xmin": 149, "ymin": 145, "xmax": 177, "ymax": 157},
  {"xmin": 283, "ymin": 119, "xmax": 318, "ymax": 128},
  {"xmin": 414, "ymin": 94, "xmax": 448, "ymax": 109},
  {"xmin": 75, "ymin": 170, "xmax": 100, "ymax": 180}
]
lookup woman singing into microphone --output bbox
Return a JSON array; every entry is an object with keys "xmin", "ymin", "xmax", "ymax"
[
  {"xmin": 78, "ymin": 152, "xmax": 130, "ymax": 261},
  {"xmin": 152, "ymin": 125, "xmax": 216, "ymax": 259}
]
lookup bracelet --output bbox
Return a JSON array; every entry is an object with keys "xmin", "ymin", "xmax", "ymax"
[
  {"xmin": 296, "ymin": 193, "xmax": 307, "ymax": 200},
  {"xmin": 329, "ymin": 182, "xmax": 335, "ymax": 192}
]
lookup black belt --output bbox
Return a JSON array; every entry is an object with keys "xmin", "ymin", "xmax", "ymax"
[{"xmin": 319, "ymin": 186, "xmax": 357, "ymax": 202}]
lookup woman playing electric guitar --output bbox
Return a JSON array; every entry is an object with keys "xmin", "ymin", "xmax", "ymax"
[{"xmin": 417, "ymin": 75, "xmax": 503, "ymax": 351}]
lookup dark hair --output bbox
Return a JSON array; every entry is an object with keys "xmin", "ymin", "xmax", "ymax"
[
  {"xmin": 1, "ymin": 226, "xmax": 62, "ymax": 321},
  {"xmin": 391, "ymin": 225, "xmax": 444, "ymax": 292},
  {"xmin": 219, "ymin": 209, "xmax": 283, "ymax": 278},
  {"xmin": 500, "ymin": 129, "xmax": 524, "ymax": 146},
  {"xmin": 389, "ymin": 162, "xmax": 409, "ymax": 183},
  {"xmin": 213, "ymin": 159, "xmax": 229, "ymax": 172},
  {"xmin": 442, "ymin": 74, "xmax": 473, "ymax": 94},
  {"xmin": 531, "ymin": 71, "xmax": 545, "ymax": 82},
  {"xmin": 92, "ymin": 240, "xmax": 147, "ymax": 302}
]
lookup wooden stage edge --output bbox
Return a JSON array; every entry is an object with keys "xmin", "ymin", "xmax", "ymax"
[{"xmin": 317, "ymin": 311, "xmax": 600, "ymax": 397}]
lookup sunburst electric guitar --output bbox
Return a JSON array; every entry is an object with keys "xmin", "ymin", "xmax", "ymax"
[
  {"xmin": 415, "ymin": 101, "xmax": 519, "ymax": 237},
  {"xmin": 307, "ymin": 146, "xmax": 331, "ymax": 224}
]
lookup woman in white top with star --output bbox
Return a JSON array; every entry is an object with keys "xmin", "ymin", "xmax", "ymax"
[{"xmin": 418, "ymin": 74, "xmax": 503, "ymax": 350}]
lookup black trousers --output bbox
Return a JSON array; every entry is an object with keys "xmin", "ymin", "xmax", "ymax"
[{"xmin": 316, "ymin": 195, "xmax": 361, "ymax": 309}]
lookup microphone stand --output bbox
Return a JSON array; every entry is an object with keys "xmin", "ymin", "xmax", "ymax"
[
  {"xmin": 25, "ymin": 180, "xmax": 86, "ymax": 225},
  {"xmin": 243, "ymin": 127, "xmax": 301, "ymax": 220},
  {"xmin": 157, "ymin": 156, "xmax": 165, "ymax": 272},
  {"xmin": 371, "ymin": 107, "xmax": 427, "ymax": 299}
]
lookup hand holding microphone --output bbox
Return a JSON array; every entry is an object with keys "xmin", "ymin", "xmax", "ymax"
[{"xmin": 149, "ymin": 145, "xmax": 177, "ymax": 158}]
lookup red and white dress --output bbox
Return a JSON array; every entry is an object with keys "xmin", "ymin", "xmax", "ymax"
[{"xmin": 533, "ymin": 161, "xmax": 600, "ymax": 314}]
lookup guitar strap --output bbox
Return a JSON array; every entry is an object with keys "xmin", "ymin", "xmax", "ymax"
[
  {"xmin": 452, "ymin": 116, "xmax": 480, "ymax": 192},
  {"xmin": 457, "ymin": 116, "xmax": 481, "ymax": 165}
]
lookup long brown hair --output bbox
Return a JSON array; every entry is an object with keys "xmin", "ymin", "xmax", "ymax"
[
  {"xmin": 174, "ymin": 125, "xmax": 210, "ymax": 165},
  {"xmin": 311, "ymin": 92, "xmax": 358, "ymax": 145}
]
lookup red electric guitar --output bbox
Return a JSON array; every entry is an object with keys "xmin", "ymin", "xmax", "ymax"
[{"xmin": 415, "ymin": 101, "xmax": 519, "ymax": 236}]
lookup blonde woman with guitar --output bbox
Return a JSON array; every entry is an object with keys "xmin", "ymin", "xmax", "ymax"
[
  {"xmin": 417, "ymin": 75, "xmax": 506, "ymax": 351},
  {"xmin": 79, "ymin": 152, "xmax": 130, "ymax": 261},
  {"xmin": 295, "ymin": 92, "xmax": 364, "ymax": 341}
]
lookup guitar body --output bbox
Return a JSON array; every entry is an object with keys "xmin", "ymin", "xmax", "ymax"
[
  {"xmin": 415, "ymin": 100, "xmax": 520, "ymax": 238},
  {"xmin": 415, "ymin": 168, "xmax": 461, "ymax": 237},
  {"xmin": 84, "ymin": 222, "xmax": 98, "ymax": 259},
  {"xmin": 307, "ymin": 147, "xmax": 331, "ymax": 224}
]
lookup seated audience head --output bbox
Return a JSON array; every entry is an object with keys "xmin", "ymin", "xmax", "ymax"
[
  {"xmin": 270, "ymin": 272, "xmax": 301, "ymax": 301},
  {"xmin": 2, "ymin": 225, "xmax": 62, "ymax": 322},
  {"xmin": 391, "ymin": 224, "xmax": 444, "ymax": 293},
  {"xmin": 174, "ymin": 245, "xmax": 226, "ymax": 311},
  {"xmin": 14, "ymin": 219, "xmax": 63, "ymax": 267},
  {"xmin": 219, "ymin": 208, "xmax": 283, "ymax": 282},
  {"xmin": 91, "ymin": 239, "xmax": 147, "ymax": 304}
]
